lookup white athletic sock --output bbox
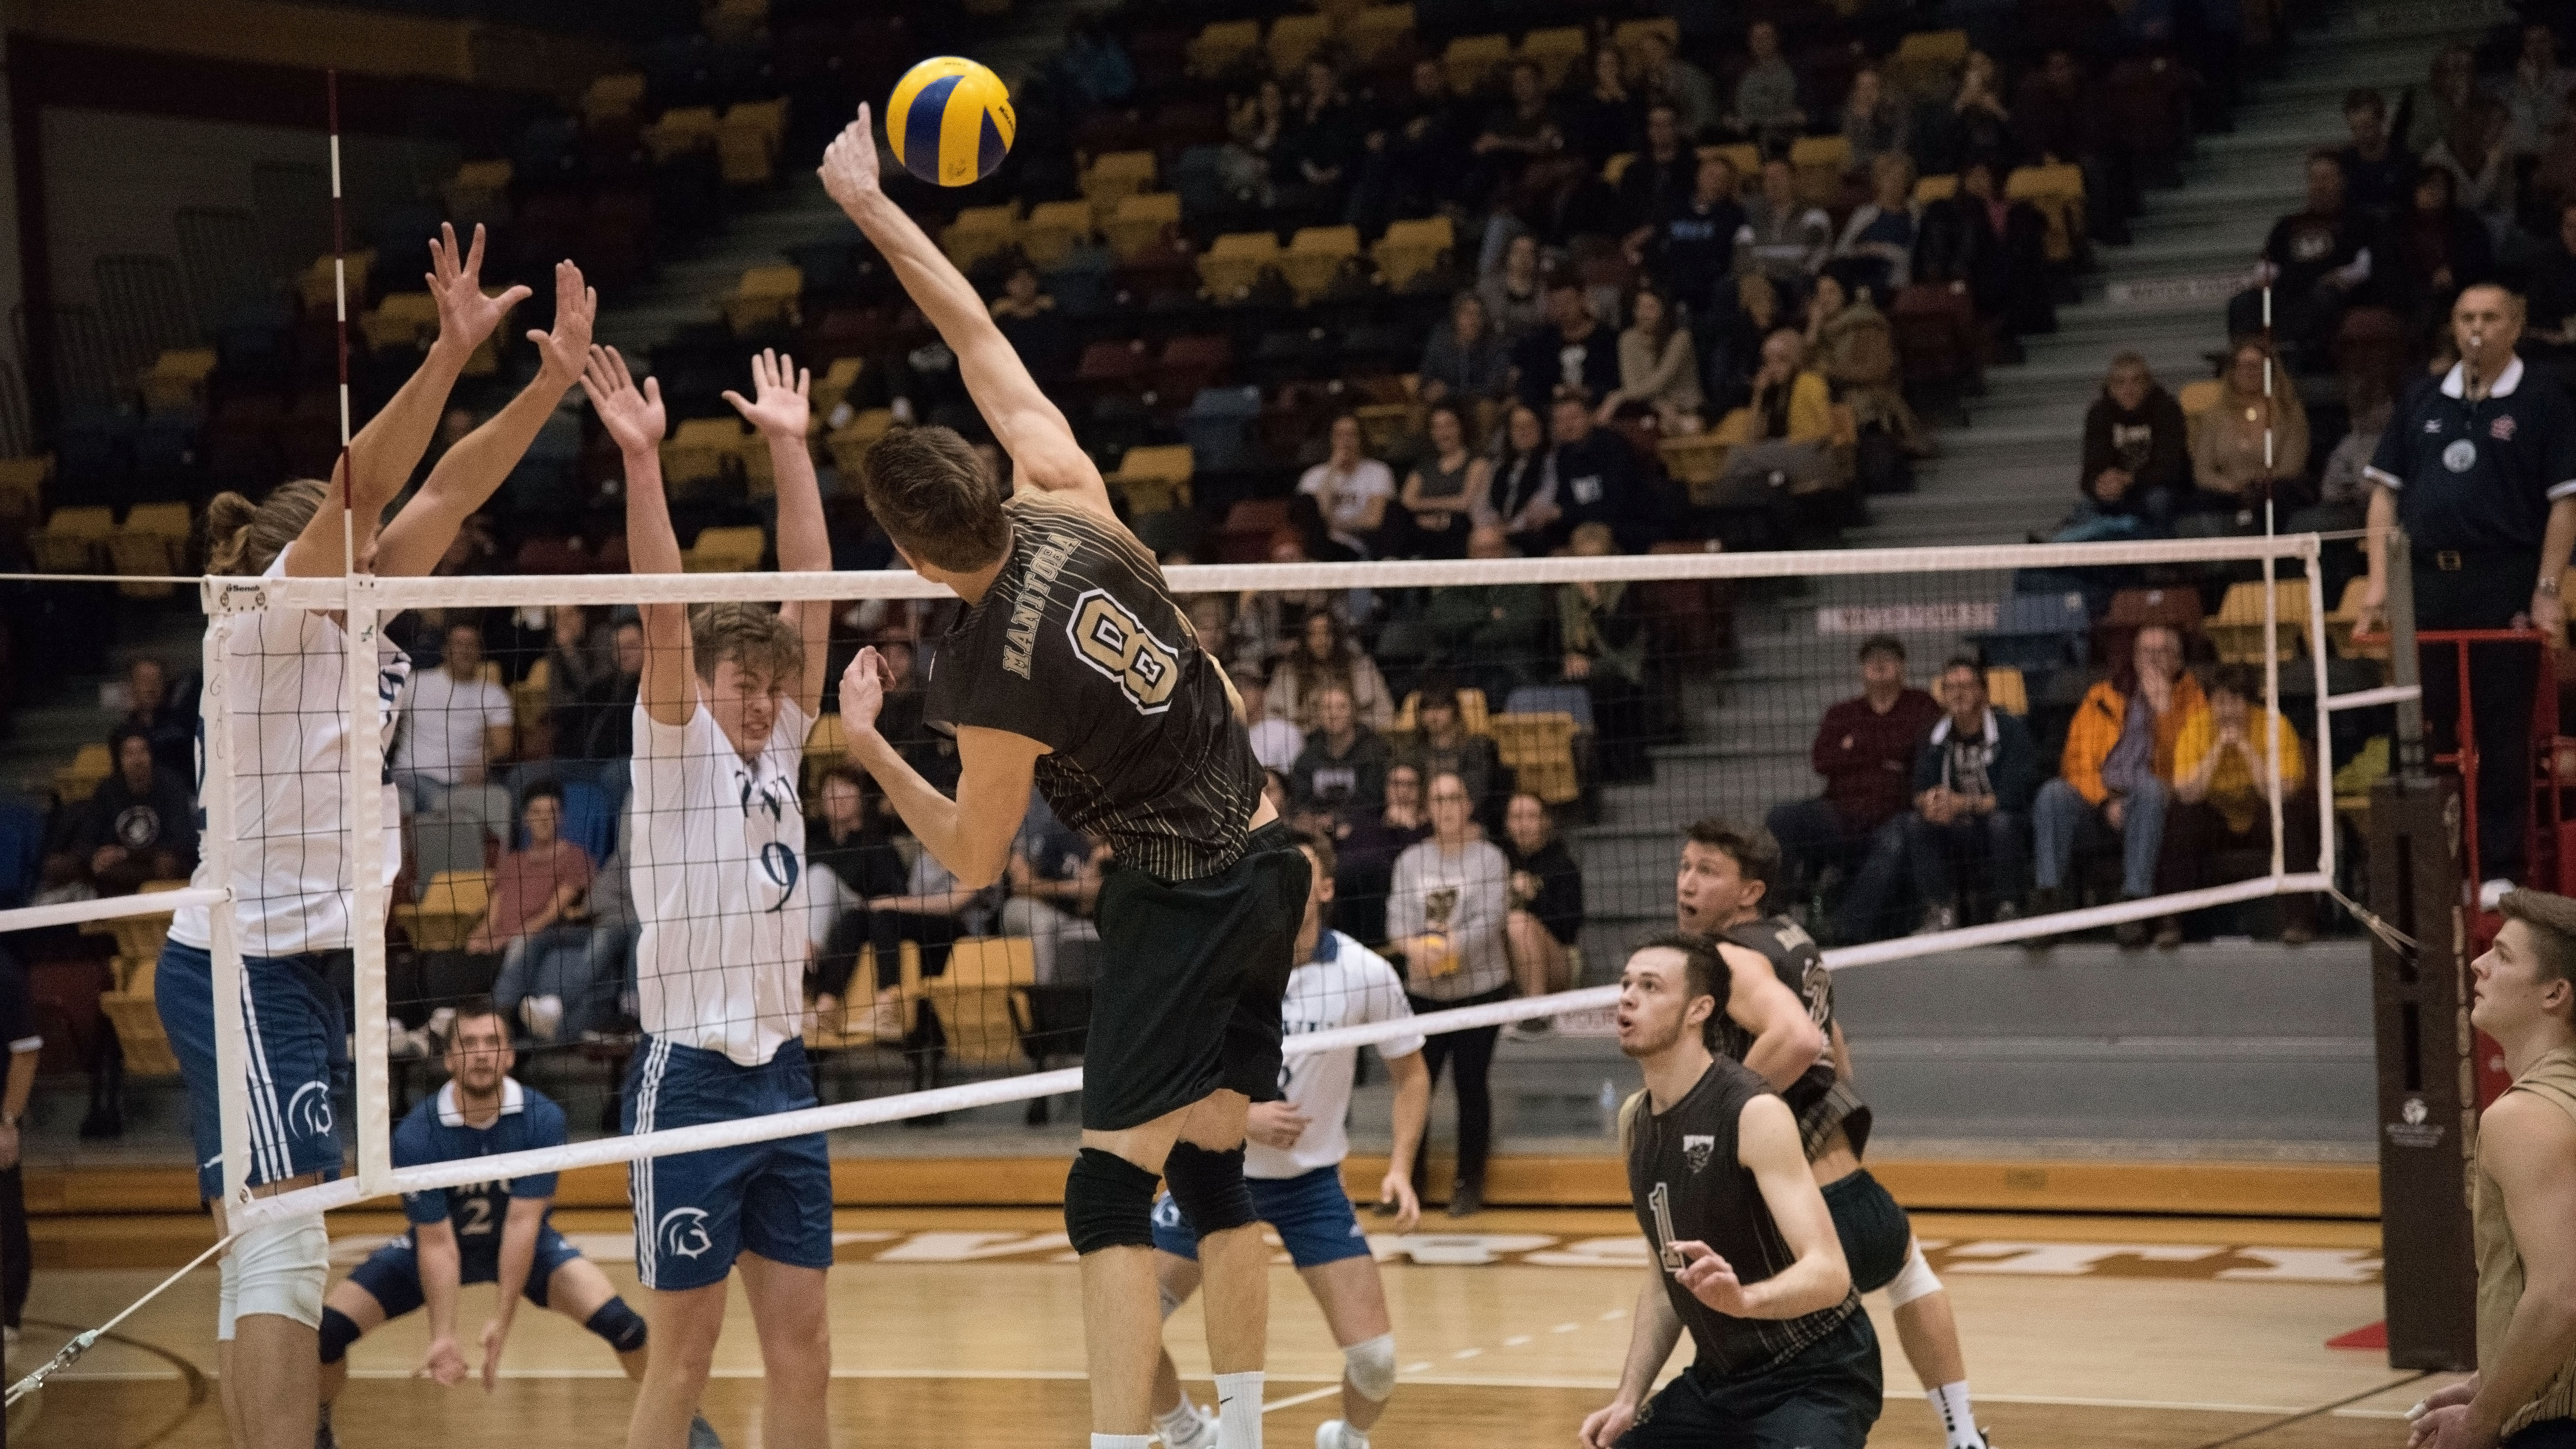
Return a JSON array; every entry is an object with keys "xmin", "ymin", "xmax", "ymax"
[
  {"xmin": 1157, "ymin": 1398, "xmax": 1211, "ymax": 1448},
  {"xmin": 1327, "ymin": 1422, "xmax": 1370, "ymax": 1449},
  {"xmin": 1094, "ymin": 1436, "xmax": 1153, "ymax": 1449},
  {"xmin": 1213, "ymin": 1370, "xmax": 1264, "ymax": 1449},
  {"xmin": 1928, "ymin": 1380, "xmax": 1982, "ymax": 1449}
]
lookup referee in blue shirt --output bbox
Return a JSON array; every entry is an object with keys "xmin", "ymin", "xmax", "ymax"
[{"xmin": 2358, "ymin": 284, "xmax": 2576, "ymax": 903}]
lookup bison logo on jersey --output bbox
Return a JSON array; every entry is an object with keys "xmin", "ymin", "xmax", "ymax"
[{"xmin": 1068, "ymin": 589, "xmax": 1181, "ymax": 713}]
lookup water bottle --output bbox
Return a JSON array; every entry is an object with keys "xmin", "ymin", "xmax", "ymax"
[{"xmin": 1598, "ymin": 1079, "xmax": 1621, "ymax": 1138}]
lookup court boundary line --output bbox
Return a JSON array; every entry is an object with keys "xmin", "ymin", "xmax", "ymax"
[{"xmin": 2185, "ymin": 1373, "xmax": 2432, "ymax": 1449}]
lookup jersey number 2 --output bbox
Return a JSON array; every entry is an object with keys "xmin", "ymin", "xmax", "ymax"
[{"xmin": 458, "ymin": 1196, "xmax": 494, "ymax": 1236}]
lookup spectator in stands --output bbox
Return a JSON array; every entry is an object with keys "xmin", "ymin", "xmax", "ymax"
[
  {"xmin": 2307, "ymin": 381, "xmax": 2390, "ymax": 532},
  {"xmin": 1634, "ymin": 29, "xmax": 1720, "ymax": 141},
  {"xmin": 1398, "ymin": 677, "xmax": 1504, "ymax": 829},
  {"xmin": 1472, "ymin": 60, "xmax": 1562, "ymax": 201},
  {"xmin": 989, "ymin": 264, "xmax": 1053, "ymax": 322},
  {"xmin": 1235, "ymin": 665, "xmax": 1303, "ymax": 776},
  {"xmin": 1556, "ymin": 521, "xmax": 1655, "ymax": 780},
  {"xmin": 1832, "ymin": 152, "xmax": 1920, "ymax": 302},
  {"xmin": 806, "ymin": 766, "xmax": 908, "ymax": 1037},
  {"xmin": 1334, "ymin": 761, "xmax": 1428, "ymax": 946},
  {"xmin": 1615, "ymin": 103, "xmax": 1699, "ymax": 232},
  {"xmin": 1513, "ymin": 276, "xmax": 1624, "ymax": 410},
  {"xmin": 1919, "ymin": 158, "xmax": 2057, "ymax": 350},
  {"xmin": 1766, "ymin": 635, "xmax": 1941, "ymax": 926},
  {"xmin": 1733, "ymin": 157, "xmax": 1832, "ymax": 296},
  {"xmin": 1419, "ymin": 292, "xmax": 1511, "ymax": 405},
  {"xmin": 393, "ymin": 616, "xmax": 512, "ymax": 816},
  {"xmin": 1842, "ymin": 659, "xmax": 2037, "ymax": 940},
  {"xmin": 1563, "ymin": 45, "xmax": 1644, "ymax": 166},
  {"xmin": 539, "ymin": 604, "xmax": 614, "ymax": 761},
  {"xmin": 1291, "ymin": 682, "xmax": 1392, "ymax": 815},
  {"xmin": 2504, "ymin": 23, "xmax": 2573, "ymax": 161},
  {"xmin": 1400, "ymin": 402, "xmax": 1489, "ymax": 559},
  {"xmin": 1003, "ymin": 791, "xmax": 1105, "ymax": 986},
  {"xmin": 1634, "ymin": 152, "xmax": 1746, "ymax": 324},
  {"xmin": 1840, "ymin": 68, "xmax": 1909, "ymax": 181},
  {"xmin": 1918, "ymin": 51, "xmax": 2013, "ymax": 178},
  {"xmin": 2528, "ymin": 202, "xmax": 2576, "ymax": 347},
  {"xmin": 1728, "ymin": 21, "xmax": 1805, "ymax": 147},
  {"xmin": 2160, "ymin": 664, "xmax": 2320, "ymax": 946},
  {"xmin": 1227, "ymin": 77, "xmax": 1290, "ymax": 203},
  {"xmin": 477, "ymin": 782, "xmax": 599, "ymax": 1044},
  {"xmin": 1280, "ymin": 57, "xmax": 1366, "ymax": 210},
  {"xmin": 2233, "ymin": 151, "xmax": 2379, "ymax": 367},
  {"xmin": 580, "ymin": 619, "xmax": 644, "ymax": 761},
  {"xmin": 579, "ymin": 806, "xmax": 638, "ymax": 1030},
  {"xmin": 2189, "ymin": 338, "xmax": 2310, "ymax": 519},
  {"xmin": 117, "ymin": 657, "xmax": 191, "ymax": 782},
  {"xmin": 2424, "ymin": 99, "xmax": 2516, "ymax": 228},
  {"xmin": 2336, "ymin": 88, "xmax": 2414, "ymax": 222},
  {"xmin": 853, "ymin": 846, "xmax": 999, "ymax": 1044},
  {"xmin": 1298, "ymin": 413, "xmax": 1397, "ymax": 555},
  {"xmin": 2391, "ymin": 163, "xmax": 2496, "ymax": 334},
  {"xmin": 1598, "ymin": 288, "xmax": 1704, "ymax": 431},
  {"xmin": 2015, "ymin": 49, "xmax": 2132, "ymax": 245},
  {"xmin": 1428, "ymin": 524, "xmax": 1553, "ymax": 701},
  {"xmin": 60, "ymin": 724, "xmax": 197, "ymax": 897},
  {"xmin": 1390, "ymin": 769, "xmax": 1514, "ymax": 1216},
  {"xmin": 1482, "ymin": 402, "xmax": 1562, "ymax": 547},
  {"xmin": 1806, "ymin": 274, "xmax": 1924, "ymax": 460},
  {"xmin": 1547, "ymin": 386, "xmax": 1656, "ymax": 553},
  {"xmin": 1714, "ymin": 329, "xmax": 1831, "ymax": 447},
  {"xmin": 2032, "ymin": 624, "xmax": 2205, "ymax": 945},
  {"xmin": 1479, "ymin": 232, "xmax": 1550, "ymax": 343},
  {"xmin": 1273, "ymin": 608, "xmax": 1396, "ymax": 731},
  {"xmin": 2062, "ymin": 352, "xmax": 2189, "ymax": 539},
  {"xmin": 1501, "ymin": 792, "xmax": 1584, "ymax": 1023}
]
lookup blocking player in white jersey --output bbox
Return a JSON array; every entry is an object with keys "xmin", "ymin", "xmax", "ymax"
[
  {"xmin": 580, "ymin": 345, "xmax": 836, "ymax": 1449},
  {"xmin": 154, "ymin": 228, "xmax": 593, "ymax": 1449},
  {"xmin": 1148, "ymin": 829, "xmax": 1431, "ymax": 1449}
]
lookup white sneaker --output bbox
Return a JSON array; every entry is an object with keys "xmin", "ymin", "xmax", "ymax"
[
  {"xmin": 1316, "ymin": 1421, "xmax": 1368, "ymax": 1449},
  {"xmin": 1160, "ymin": 1403, "xmax": 1217, "ymax": 1449},
  {"xmin": 2480, "ymin": 878, "xmax": 2514, "ymax": 911}
]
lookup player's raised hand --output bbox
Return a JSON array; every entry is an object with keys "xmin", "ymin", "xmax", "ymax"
[
  {"xmin": 528, "ymin": 259, "xmax": 598, "ymax": 387},
  {"xmin": 819, "ymin": 103, "xmax": 884, "ymax": 212},
  {"xmin": 1670, "ymin": 1240, "xmax": 1749, "ymax": 1315},
  {"xmin": 840, "ymin": 646, "xmax": 894, "ymax": 736},
  {"xmin": 1378, "ymin": 1163, "xmax": 1421, "ymax": 1232},
  {"xmin": 419, "ymin": 1333, "xmax": 468, "ymax": 1387},
  {"xmin": 425, "ymin": 223, "xmax": 530, "ymax": 355},
  {"xmin": 723, "ymin": 349, "xmax": 812, "ymax": 438},
  {"xmin": 477, "ymin": 1316, "xmax": 509, "ymax": 1392},
  {"xmin": 579, "ymin": 345, "xmax": 666, "ymax": 456}
]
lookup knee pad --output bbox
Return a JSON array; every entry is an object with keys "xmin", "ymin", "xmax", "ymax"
[
  {"xmin": 1064, "ymin": 1147, "xmax": 1162, "ymax": 1255},
  {"xmin": 1884, "ymin": 1243, "xmax": 1944, "ymax": 1309},
  {"xmin": 1342, "ymin": 1333, "xmax": 1398, "ymax": 1403},
  {"xmin": 318, "ymin": 1306, "xmax": 362, "ymax": 1365},
  {"xmin": 585, "ymin": 1297, "xmax": 649, "ymax": 1354},
  {"xmin": 1162, "ymin": 1142, "xmax": 1257, "ymax": 1237},
  {"xmin": 231, "ymin": 1211, "xmax": 329, "ymax": 1330}
]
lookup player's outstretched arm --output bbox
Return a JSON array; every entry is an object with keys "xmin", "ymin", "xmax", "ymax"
[
  {"xmin": 376, "ymin": 259, "xmax": 597, "ymax": 578},
  {"xmin": 415, "ymin": 1218, "xmax": 470, "ymax": 1387},
  {"xmin": 1720, "ymin": 943, "xmax": 1824, "ymax": 1091},
  {"xmin": 579, "ymin": 346, "xmax": 693, "ymax": 727},
  {"xmin": 724, "ymin": 348, "xmax": 835, "ymax": 718},
  {"xmin": 1582, "ymin": 1269, "xmax": 1681, "ymax": 1449},
  {"xmin": 481, "ymin": 1196, "xmax": 548, "ymax": 1392},
  {"xmin": 1381, "ymin": 1048, "xmax": 1430, "ymax": 1230},
  {"xmin": 1724, "ymin": 1094, "xmax": 1853, "ymax": 1318},
  {"xmin": 819, "ymin": 107, "xmax": 1112, "ymax": 520}
]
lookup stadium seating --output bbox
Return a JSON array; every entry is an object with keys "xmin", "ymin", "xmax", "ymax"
[{"xmin": 2208, "ymin": 581, "xmax": 2313, "ymax": 665}]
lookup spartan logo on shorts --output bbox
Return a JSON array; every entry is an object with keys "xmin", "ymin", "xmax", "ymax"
[
  {"xmin": 1067, "ymin": 588, "xmax": 1181, "ymax": 714},
  {"xmin": 657, "ymin": 1206, "xmax": 714, "ymax": 1261}
]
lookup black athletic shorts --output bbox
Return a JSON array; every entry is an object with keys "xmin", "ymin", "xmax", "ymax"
[
  {"xmin": 2510, "ymin": 1420, "xmax": 2576, "ymax": 1448},
  {"xmin": 1821, "ymin": 1167, "xmax": 1912, "ymax": 1295},
  {"xmin": 1082, "ymin": 820, "xmax": 1309, "ymax": 1132},
  {"xmin": 1620, "ymin": 1313, "xmax": 1883, "ymax": 1449}
]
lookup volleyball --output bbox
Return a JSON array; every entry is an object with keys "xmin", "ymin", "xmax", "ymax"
[{"xmin": 886, "ymin": 56, "xmax": 1016, "ymax": 187}]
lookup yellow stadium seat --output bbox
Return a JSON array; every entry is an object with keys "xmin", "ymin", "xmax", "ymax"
[
  {"xmin": 1371, "ymin": 215, "xmax": 1454, "ymax": 292},
  {"xmin": 920, "ymin": 936, "xmax": 1036, "ymax": 1068},
  {"xmin": 705, "ymin": 0, "xmax": 768, "ymax": 43},
  {"xmin": 1913, "ymin": 174, "xmax": 1959, "ymax": 206},
  {"xmin": 1490, "ymin": 713, "xmax": 1581, "ymax": 805},
  {"xmin": 140, "ymin": 349, "xmax": 219, "ymax": 413},
  {"xmin": 1701, "ymin": 143, "xmax": 1762, "ymax": 188},
  {"xmin": 1602, "ymin": 152, "xmax": 1637, "ymax": 187},
  {"xmin": 32, "ymin": 505, "xmax": 113, "ymax": 574},
  {"xmin": 54, "ymin": 741, "xmax": 113, "ymax": 805},
  {"xmin": 1020, "ymin": 200, "xmax": 1096, "ymax": 268},
  {"xmin": 645, "ymin": 106, "xmax": 722, "ymax": 164},
  {"xmin": 1107, "ymin": 444, "xmax": 1194, "ymax": 515},
  {"xmin": 582, "ymin": 72, "xmax": 648, "ymax": 122},
  {"xmin": 683, "ymin": 525, "xmax": 766, "ymax": 575},
  {"xmin": 1354, "ymin": 402, "xmax": 1421, "ymax": 459},
  {"xmin": 360, "ymin": 292, "xmax": 442, "ymax": 354},
  {"xmin": 2008, "ymin": 163, "xmax": 2087, "ymax": 263},
  {"xmin": 942, "ymin": 203, "xmax": 1022, "ymax": 269},
  {"xmin": 1392, "ymin": 688, "xmax": 1491, "ymax": 738},
  {"xmin": 1610, "ymin": 17, "xmax": 1680, "ymax": 69},
  {"xmin": 1443, "ymin": 34, "xmax": 1510, "ymax": 92},
  {"xmin": 1986, "ymin": 666, "xmax": 2028, "ymax": 716},
  {"xmin": 1517, "ymin": 27, "xmax": 1588, "ymax": 88},
  {"xmin": 1279, "ymin": 224, "xmax": 1361, "ymax": 301},
  {"xmin": 1789, "ymin": 134, "xmax": 1851, "ymax": 204},
  {"xmin": 1268, "ymin": 13, "xmax": 1332, "ymax": 75},
  {"xmin": 1081, "ymin": 151, "xmax": 1158, "ymax": 215},
  {"xmin": 1887, "ymin": 30, "xmax": 1970, "ymax": 98},
  {"xmin": 441, "ymin": 158, "xmax": 513, "ymax": 224},
  {"xmin": 802, "ymin": 711, "xmax": 850, "ymax": 796},
  {"xmin": 662, "ymin": 417, "xmax": 745, "ymax": 495},
  {"xmin": 0, "ymin": 456, "xmax": 50, "ymax": 518},
  {"xmin": 1187, "ymin": 19, "xmax": 1262, "ymax": 77},
  {"xmin": 718, "ymin": 110, "xmax": 783, "ymax": 187},
  {"xmin": 2325, "ymin": 575, "xmax": 2391, "ymax": 661},
  {"xmin": 1103, "ymin": 191, "xmax": 1182, "ymax": 259},
  {"xmin": 722, "ymin": 263, "xmax": 804, "ymax": 333},
  {"xmin": 111, "ymin": 502, "xmax": 192, "ymax": 597},
  {"xmin": 1197, "ymin": 230, "xmax": 1283, "ymax": 299},
  {"xmin": 1658, "ymin": 433, "xmax": 1733, "ymax": 491},
  {"xmin": 395, "ymin": 870, "xmax": 492, "ymax": 953},
  {"xmin": 1343, "ymin": 5, "xmax": 1416, "ymax": 63},
  {"xmin": 2208, "ymin": 580, "xmax": 2312, "ymax": 665},
  {"xmin": 298, "ymin": 249, "xmax": 378, "ymax": 315},
  {"xmin": 2176, "ymin": 379, "xmax": 2223, "ymax": 416},
  {"xmin": 811, "ymin": 356, "xmax": 865, "ymax": 420},
  {"xmin": 827, "ymin": 408, "xmax": 897, "ymax": 481}
]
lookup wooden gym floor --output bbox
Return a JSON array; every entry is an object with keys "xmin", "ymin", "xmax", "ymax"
[{"xmin": 13, "ymin": 1207, "xmax": 2449, "ymax": 1448}]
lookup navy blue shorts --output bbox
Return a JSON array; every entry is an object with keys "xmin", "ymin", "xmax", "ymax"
[
  {"xmin": 1149, "ymin": 1163, "xmax": 1372, "ymax": 1269},
  {"xmin": 156, "ymin": 940, "xmax": 350, "ymax": 1199},
  {"xmin": 347, "ymin": 1224, "xmax": 586, "ymax": 1318},
  {"xmin": 623, "ymin": 1037, "xmax": 833, "ymax": 1291}
]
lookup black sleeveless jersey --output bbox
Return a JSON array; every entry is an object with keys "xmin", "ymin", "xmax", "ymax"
[
  {"xmin": 926, "ymin": 493, "xmax": 1263, "ymax": 881},
  {"xmin": 1711, "ymin": 915, "xmax": 1871, "ymax": 1160},
  {"xmin": 1625, "ymin": 1058, "xmax": 1862, "ymax": 1380}
]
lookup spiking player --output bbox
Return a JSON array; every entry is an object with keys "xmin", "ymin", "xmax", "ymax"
[
  {"xmin": 819, "ymin": 105, "xmax": 1309, "ymax": 1449},
  {"xmin": 155, "ymin": 228, "xmax": 592, "ymax": 1449},
  {"xmin": 581, "ymin": 345, "xmax": 836, "ymax": 1449},
  {"xmin": 314, "ymin": 999, "xmax": 719, "ymax": 1449}
]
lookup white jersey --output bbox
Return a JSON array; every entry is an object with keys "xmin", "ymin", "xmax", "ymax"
[
  {"xmin": 1252, "ymin": 929, "xmax": 1424, "ymax": 1179},
  {"xmin": 630, "ymin": 697, "xmax": 811, "ymax": 1067},
  {"xmin": 172, "ymin": 551, "xmax": 410, "ymax": 958}
]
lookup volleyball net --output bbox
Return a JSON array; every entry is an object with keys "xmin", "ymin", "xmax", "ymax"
[{"xmin": 0, "ymin": 530, "xmax": 2398, "ymax": 1239}]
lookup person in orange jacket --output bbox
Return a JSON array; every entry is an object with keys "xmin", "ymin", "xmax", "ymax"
[{"xmin": 2029, "ymin": 625, "xmax": 2208, "ymax": 946}]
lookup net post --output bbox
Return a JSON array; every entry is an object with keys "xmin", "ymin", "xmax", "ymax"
[
  {"xmin": 198, "ymin": 581, "xmax": 250, "ymax": 1207},
  {"xmin": 2263, "ymin": 536, "xmax": 2284, "ymax": 878},
  {"xmin": 2305, "ymin": 543, "xmax": 2336, "ymax": 884},
  {"xmin": 2388, "ymin": 527, "xmax": 2426, "ymax": 777},
  {"xmin": 343, "ymin": 572, "xmax": 393, "ymax": 1195}
]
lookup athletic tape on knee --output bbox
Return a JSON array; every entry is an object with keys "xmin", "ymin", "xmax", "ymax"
[
  {"xmin": 585, "ymin": 1297, "xmax": 648, "ymax": 1354},
  {"xmin": 318, "ymin": 1306, "xmax": 361, "ymax": 1365},
  {"xmin": 1161, "ymin": 1142, "xmax": 1257, "ymax": 1237},
  {"xmin": 1064, "ymin": 1147, "xmax": 1162, "ymax": 1255},
  {"xmin": 1885, "ymin": 1243, "xmax": 1943, "ymax": 1309},
  {"xmin": 1343, "ymin": 1333, "xmax": 1398, "ymax": 1402},
  {"xmin": 233, "ymin": 1211, "xmax": 329, "ymax": 1330}
]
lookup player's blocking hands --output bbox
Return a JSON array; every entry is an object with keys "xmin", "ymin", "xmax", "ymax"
[
  {"xmin": 839, "ymin": 646, "xmax": 895, "ymax": 736},
  {"xmin": 529, "ymin": 259, "xmax": 599, "ymax": 387},
  {"xmin": 579, "ymin": 345, "xmax": 666, "ymax": 455},
  {"xmin": 420, "ymin": 1333, "xmax": 468, "ymax": 1387},
  {"xmin": 424, "ymin": 222, "xmax": 528, "ymax": 355},
  {"xmin": 723, "ymin": 349, "xmax": 812, "ymax": 438},
  {"xmin": 1670, "ymin": 1240, "xmax": 1749, "ymax": 1314},
  {"xmin": 819, "ymin": 102, "xmax": 883, "ymax": 213}
]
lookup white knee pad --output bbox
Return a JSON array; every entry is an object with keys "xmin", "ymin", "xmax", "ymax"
[
  {"xmin": 230, "ymin": 1211, "xmax": 329, "ymax": 1331},
  {"xmin": 1884, "ymin": 1243, "xmax": 1943, "ymax": 1309},
  {"xmin": 1342, "ymin": 1333, "xmax": 1398, "ymax": 1402}
]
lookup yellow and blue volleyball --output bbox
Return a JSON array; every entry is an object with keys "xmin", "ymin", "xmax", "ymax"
[{"xmin": 886, "ymin": 57, "xmax": 1016, "ymax": 187}]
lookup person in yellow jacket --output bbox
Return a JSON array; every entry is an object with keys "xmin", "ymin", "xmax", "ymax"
[
  {"xmin": 1714, "ymin": 329, "xmax": 1834, "ymax": 446},
  {"xmin": 2029, "ymin": 626, "xmax": 2206, "ymax": 946},
  {"xmin": 2160, "ymin": 664, "xmax": 2321, "ymax": 947}
]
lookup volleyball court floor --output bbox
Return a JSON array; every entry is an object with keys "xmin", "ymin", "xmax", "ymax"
[{"xmin": 15, "ymin": 1204, "xmax": 2447, "ymax": 1448}]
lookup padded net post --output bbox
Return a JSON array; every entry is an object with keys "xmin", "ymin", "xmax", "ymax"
[
  {"xmin": 345, "ymin": 574, "xmax": 395, "ymax": 1194},
  {"xmin": 200, "ymin": 579, "xmax": 253, "ymax": 1208}
]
